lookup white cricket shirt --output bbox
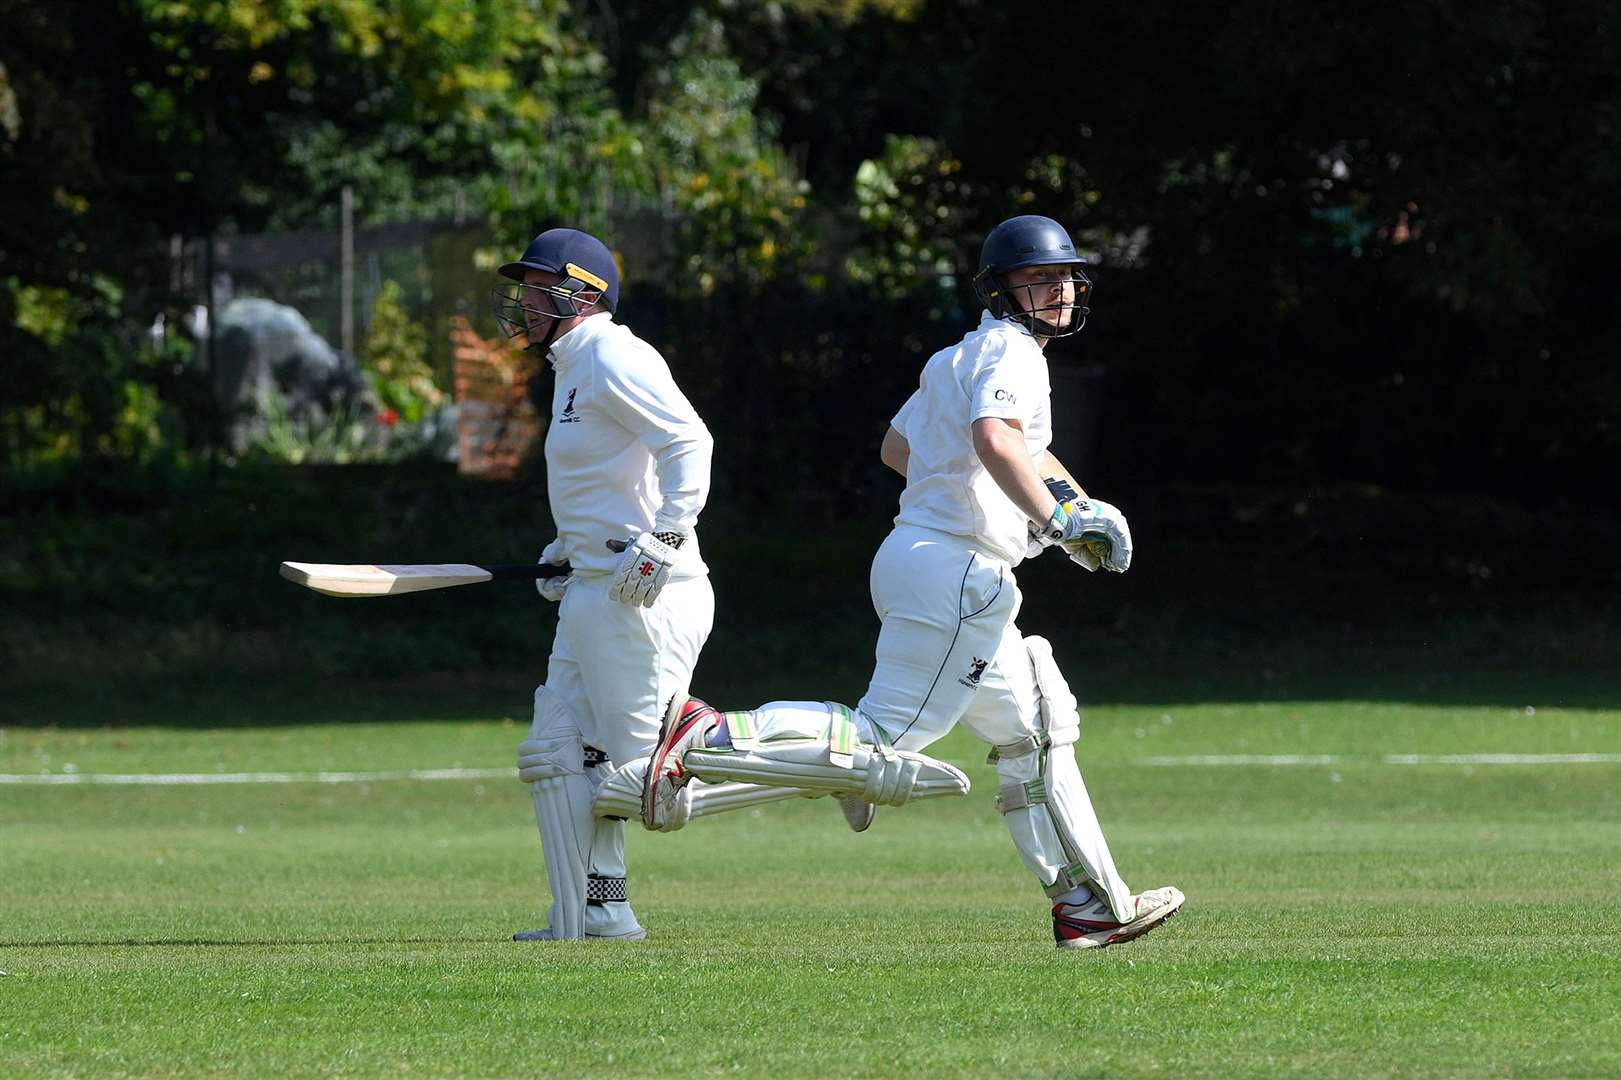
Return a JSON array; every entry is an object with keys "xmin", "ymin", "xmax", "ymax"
[
  {"xmin": 890, "ymin": 312, "xmax": 1052, "ymax": 564},
  {"xmin": 543, "ymin": 314, "xmax": 712, "ymax": 577}
]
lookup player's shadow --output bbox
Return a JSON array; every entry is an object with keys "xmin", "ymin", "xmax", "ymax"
[{"xmin": 0, "ymin": 936, "xmax": 494, "ymax": 948}]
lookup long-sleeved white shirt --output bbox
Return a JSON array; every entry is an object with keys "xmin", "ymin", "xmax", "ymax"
[
  {"xmin": 889, "ymin": 312, "xmax": 1052, "ymax": 564},
  {"xmin": 543, "ymin": 314, "xmax": 712, "ymax": 577}
]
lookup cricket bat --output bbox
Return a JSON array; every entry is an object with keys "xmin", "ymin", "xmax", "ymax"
[
  {"xmin": 1035, "ymin": 449, "xmax": 1089, "ymax": 505},
  {"xmin": 282, "ymin": 540, "xmax": 629, "ymax": 598},
  {"xmin": 279, "ymin": 560, "xmax": 574, "ymax": 598},
  {"xmin": 1032, "ymin": 450, "xmax": 1106, "ymax": 570}
]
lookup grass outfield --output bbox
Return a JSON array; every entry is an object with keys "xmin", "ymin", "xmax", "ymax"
[{"xmin": 4, "ymin": 694, "xmax": 1619, "ymax": 1078}]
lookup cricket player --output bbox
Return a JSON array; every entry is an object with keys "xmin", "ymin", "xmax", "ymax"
[
  {"xmin": 492, "ymin": 228, "xmax": 865, "ymax": 942},
  {"xmin": 642, "ymin": 215, "xmax": 1184, "ymax": 949}
]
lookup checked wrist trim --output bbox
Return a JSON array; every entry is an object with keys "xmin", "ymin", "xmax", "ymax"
[{"xmin": 652, "ymin": 531, "xmax": 686, "ymax": 549}]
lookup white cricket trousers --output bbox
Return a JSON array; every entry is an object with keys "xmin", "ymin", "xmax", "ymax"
[
  {"xmin": 857, "ymin": 524, "xmax": 1039, "ymax": 752},
  {"xmin": 544, "ymin": 572, "xmax": 715, "ymax": 765},
  {"xmin": 741, "ymin": 525, "xmax": 1135, "ymax": 916}
]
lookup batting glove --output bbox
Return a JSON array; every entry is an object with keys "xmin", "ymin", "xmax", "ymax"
[
  {"xmin": 535, "ymin": 537, "xmax": 571, "ymax": 603},
  {"xmin": 1024, "ymin": 526, "xmax": 1103, "ymax": 572},
  {"xmin": 1042, "ymin": 498, "xmax": 1132, "ymax": 573},
  {"xmin": 609, "ymin": 531, "xmax": 684, "ymax": 607}
]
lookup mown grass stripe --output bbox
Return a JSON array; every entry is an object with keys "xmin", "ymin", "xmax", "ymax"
[
  {"xmin": 1139, "ymin": 753, "xmax": 1621, "ymax": 767},
  {"xmin": 0, "ymin": 767, "xmax": 514, "ymax": 786}
]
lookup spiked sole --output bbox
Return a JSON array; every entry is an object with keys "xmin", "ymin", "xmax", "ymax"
[{"xmin": 838, "ymin": 794, "xmax": 876, "ymax": 833}]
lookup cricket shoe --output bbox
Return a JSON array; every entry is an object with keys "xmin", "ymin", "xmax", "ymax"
[
  {"xmin": 838, "ymin": 793, "xmax": 875, "ymax": 833},
  {"xmin": 641, "ymin": 695, "xmax": 720, "ymax": 829},
  {"xmin": 512, "ymin": 925, "xmax": 648, "ymax": 942},
  {"xmin": 1052, "ymin": 886, "xmax": 1185, "ymax": 950}
]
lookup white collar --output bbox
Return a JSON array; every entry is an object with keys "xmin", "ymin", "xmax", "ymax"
[
  {"xmin": 978, "ymin": 310, "xmax": 1034, "ymax": 338},
  {"xmin": 547, "ymin": 313, "xmax": 614, "ymax": 368}
]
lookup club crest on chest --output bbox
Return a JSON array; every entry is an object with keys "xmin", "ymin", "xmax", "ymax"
[{"xmin": 558, "ymin": 386, "xmax": 582, "ymax": 423}]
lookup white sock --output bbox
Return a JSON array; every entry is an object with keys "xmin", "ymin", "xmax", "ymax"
[{"xmin": 1055, "ymin": 884, "xmax": 1094, "ymax": 908}]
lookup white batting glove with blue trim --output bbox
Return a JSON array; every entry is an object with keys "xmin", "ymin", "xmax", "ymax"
[{"xmin": 1042, "ymin": 498, "xmax": 1132, "ymax": 573}]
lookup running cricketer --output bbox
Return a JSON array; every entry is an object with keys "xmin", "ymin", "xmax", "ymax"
[
  {"xmin": 642, "ymin": 215, "xmax": 1184, "ymax": 949},
  {"xmin": 491, "ymin": 227, "xmax": 865, "ymax": 942}
]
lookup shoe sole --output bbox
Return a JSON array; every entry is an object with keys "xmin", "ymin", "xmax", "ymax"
[
  {"xmin": 1055, "ymin": 894, "xmax": 1186, "ymax": 950},
  {"xmin": 513, "ymin": 928, "xmax": 648, "ymax": 942},
  {"xmin": 838, "ymin": 794, "xmax": 875, "ymax": 833}
]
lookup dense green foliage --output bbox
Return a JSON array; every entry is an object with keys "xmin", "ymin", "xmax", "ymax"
[{"xmin": 3, "ymin": 0, "xmax": 1618, "ymax": 502}]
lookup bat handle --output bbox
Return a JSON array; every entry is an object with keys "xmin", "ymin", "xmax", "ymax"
[
  {"xmin": 490, "ymin": 540, "xmax": 625, "ymax": 583},
  {"xmin": 486, "ymin": 563, "xmax": 572, "ymax": 581}
]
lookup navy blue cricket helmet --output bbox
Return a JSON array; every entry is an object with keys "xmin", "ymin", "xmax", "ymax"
[
  {"xmin": 971, "ymin": 215, "xmax": 1091, "ymax": 338},
  {"xmin": 499, "ymin": 227, "xmax": 620, "ymax": 311},
  {"xmin": 492, "ymin": 227, "xmax": 620, "ymax": 350}
]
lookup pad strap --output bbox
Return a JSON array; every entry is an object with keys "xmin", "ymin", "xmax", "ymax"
[
  {"xmin": 723, "ymin": 710, "xmax": 759, "ymax": 749},
  {"xmin": 827, "ymin": 704, "xmax": 860, "ymax": 768},
  {"xmin": 995, "ymin": 777, "xmax": 1047, "ymax": 814},
  {"xmin": 855, "ymin": 705, "xmax": 897, "ymax": 755},
  {"xmin": 987, "ymin": 733, "xmax": 1048, "ymax": 764},
  {"xmin": 1042, "ymin": 861, "xmax": 1097, "ymax": 899}
]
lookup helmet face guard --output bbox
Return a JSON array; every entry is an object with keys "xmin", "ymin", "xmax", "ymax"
[
  {"xmin": 490, "ymin": 261, "xmax": 610, "ymax": 351},
  {"xmin": 972, "ymin": 265, "xmax": 1092, "ymax": 338}
]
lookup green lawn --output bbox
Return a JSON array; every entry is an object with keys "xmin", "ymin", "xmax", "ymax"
[{"xmin": 3, "ymin": 694, "xmax": 1619, "ymax": 1078}]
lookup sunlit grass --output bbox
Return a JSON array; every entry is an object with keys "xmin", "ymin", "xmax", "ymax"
[{"xmin": 3, "ymin": 697, "xmax": 1619, "ymax": 1077}]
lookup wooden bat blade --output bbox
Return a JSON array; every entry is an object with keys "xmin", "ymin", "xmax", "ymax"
[
  {"xmin": 280, "ymin": 561, "xmax": 497, "ymax": 597},
  {"xmin": 280, "ymin": 561, "xmax": 577, "ymax": 597},
  {"xmin": 1030, "ymin": 451, "xmax": 1107, "ymax": 568},
  {"xmin": 1035, "ymin": 450, "xmax": 1088, "ymax": 504}
]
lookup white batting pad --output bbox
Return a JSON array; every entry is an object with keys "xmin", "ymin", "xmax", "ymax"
[
  {"xmin": 682, "ymin": 744, "xmax": 969, "ymax": 805},
  {"xmin": 992, "ymin": 637, "xmax": 1133, "ymax": 921},
  {"xmin": 687, "ymin": 700, "xmax": 969, "ymax": 805},
  {"xmin": 528, "ymin": 776, "xmax": 593, "ymax": 939},
  {"xmin": 517, "ymin": 687, "xmax": 595, "ymax": 940},
  {"xmin": 594, "ymin": 757, "xmax": 809, "ymax": 831},
  {"xmin": 674, "ymin": 701, "xmax": 965, "ymax": 806}
]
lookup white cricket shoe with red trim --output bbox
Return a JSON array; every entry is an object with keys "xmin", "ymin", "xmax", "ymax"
[
  {"xmin": 640, "ymin": 696, "xmax": 720, "ymax": 829},
  {"xmin": 1052, "ymin": 886, "xmax": 1185, "ymax": 950}
]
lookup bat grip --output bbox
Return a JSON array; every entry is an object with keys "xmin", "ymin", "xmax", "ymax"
[
  {"xmin": 485, "ymin": 538, "xmax": 626, "ymax": 581},
  {"xmin": 485, "ymin": 563, "xmax": 572, "ymax": 581}
]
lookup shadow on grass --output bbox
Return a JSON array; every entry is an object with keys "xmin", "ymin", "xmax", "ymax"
[{"xmin": 0, "ymin": 936, "xmax": 493, "ymax": 949}]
